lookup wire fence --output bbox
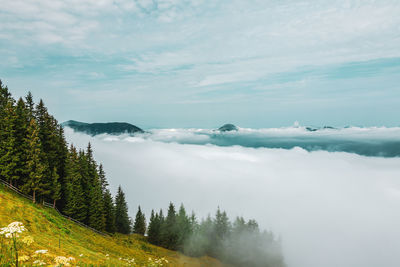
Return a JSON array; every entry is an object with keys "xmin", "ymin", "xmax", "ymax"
[{"xmin": 0, "ymin": 178, "xmax": 107, "ymax": 236}]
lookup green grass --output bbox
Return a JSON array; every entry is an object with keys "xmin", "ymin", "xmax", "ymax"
[{"xmin": 0, "ymin": 184, "xmax": 225, "ymax": 266}]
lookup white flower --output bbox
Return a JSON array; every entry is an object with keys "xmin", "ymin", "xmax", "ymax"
[
  {"xmin": 35, "ymin": 249, "xmax": 48, "ymax": 254},
  {"xmin": 79, "ymin": 254, "xmax": 84, "ymax": 257},
  {"xmin": 33, "ymin": 259, "xmax": 46, "ymax": 266},
  {"xmin": 105, "ymin": 254, "xmax": 109, "ymax": 257},
  {"xmin": 54, "ymin": 256, "xmax": 72, "ymax": 266},
  {"xmin": 0, "ymin": 222, "xmax": 26, "ymax": 238}
]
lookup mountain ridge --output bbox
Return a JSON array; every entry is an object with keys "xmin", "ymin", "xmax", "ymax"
[{"xmin": 62, "ymin": 120, "xmax": 144, "ymax": 136}]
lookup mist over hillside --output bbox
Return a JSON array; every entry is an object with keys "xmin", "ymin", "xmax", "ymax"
[{"xmin": 64, "ymin": 126, "xmax": 400, "ymax": 267}]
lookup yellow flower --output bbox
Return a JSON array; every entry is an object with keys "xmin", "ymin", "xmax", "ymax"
[
  {"xmin": 21, "ymin": 235, "xmax": 34, "ymax": 245},
  {"xmin": 19, "ymin": 255, "xmax": 30, "ymax": 262}
]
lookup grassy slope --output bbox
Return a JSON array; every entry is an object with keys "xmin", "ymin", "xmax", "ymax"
[{"xmin": 0, "ymin": 184, "xmax": 225, "ymax": 266}]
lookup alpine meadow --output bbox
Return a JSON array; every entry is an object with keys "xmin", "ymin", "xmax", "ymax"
[{"xmin": 1, "ymin": 1, "xmax": 400, "ymax": 267}]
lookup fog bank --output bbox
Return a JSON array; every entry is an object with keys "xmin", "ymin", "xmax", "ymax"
[
  {"xmin": 140, "ymin": 126, "xmax": 400, "ymax": 157},
  {"xmin": 65, "ymin": 128, "xmax": 400, "ymax": 267}
]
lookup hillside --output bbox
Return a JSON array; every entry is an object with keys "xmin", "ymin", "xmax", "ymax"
[
  {"xmin": 0, "ymin": 184, "xmax": 225, "ymax": 267},
  {"xmin": 62, "ymin": 120, "xmax": 144, "ymax": 136}
]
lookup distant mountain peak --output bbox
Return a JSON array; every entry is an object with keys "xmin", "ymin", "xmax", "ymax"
[
  {"xmin": 218, "ymin": 123, "xmax": 238, "ymax": 132},
  {"xmin": 62, "ymin": 120, "xmax": 144, "ymax": 136}
]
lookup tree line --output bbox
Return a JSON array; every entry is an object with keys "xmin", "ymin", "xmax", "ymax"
[
  {"xmin": 0, "ymin": 80, "xmax": 131, "ymax": 234},
  {"xmin": 131, "ymin": 202, "xmax": 285, "ymax": 267}
]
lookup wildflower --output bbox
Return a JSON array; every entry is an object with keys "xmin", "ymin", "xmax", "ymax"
[
  {"xmin": 19, "ymin": 255, "xmax": 30, "ymax": 262},
  {"xmin": 35, "ymin": 249, "xmax": 48, "ymax": 254},
  {"xmin": 21, "ymin": 235, "xmax": 34, "ymax": 245},
  {"xmin": 33, "ymin": 259, "xmax": 46, "ymax": 265},
  {"xmin": 54, "ymin": 255, "xmax": 73, "ymax": 266},
  {"xmin": 106, "ymin": 254, "xmax": 109, "ymax": 257},
  {"xmin": 79, "ymin": 254, "xmax": 84, "ymax": 257},
  {"xmin": 0, "ymin": 222, "xmax": 26, "ymax": 238}
]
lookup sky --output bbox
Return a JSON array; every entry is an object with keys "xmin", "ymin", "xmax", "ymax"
[{"xmin": 1, "ymin": 0, "xmax": 400, "ymax": 128}]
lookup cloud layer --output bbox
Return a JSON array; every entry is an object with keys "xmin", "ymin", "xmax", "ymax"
[
  {"xmin": 84, "ymin": 125, "xmax": 400, "ymax": 157},
  {"xmin": 65, "ymin": 128, "xmax": 400, "ymax": 267}
]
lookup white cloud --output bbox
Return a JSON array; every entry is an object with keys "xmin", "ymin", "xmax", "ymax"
[{"xmin": 65, "ymin": 128, "xmax": 400, "ymax": 267}]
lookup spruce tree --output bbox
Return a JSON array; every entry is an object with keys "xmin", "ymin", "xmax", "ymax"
[
  {"xmin": 13, "ymin": 98, "xmax": 29, "ymax": 187},
  {"xmin": 133, "ymin": 206, "xmax": 146, "ymax": 235},
  {"xmin": 25, "ymin": 92, "xmax": 35, "ymax": 121},
  {"xmin": 115, "ymin": 186, "xmax": 131, "ymax": 234},
  {"xmin": 0, "ymin": 80, "xmax": 12, "ymax": 109},
  {"xmin": 98, "ymin": 164, "xmax": 108, "ymax": 193},
  {"xmin": 0, "ymin": 80, "xmax": 13, "ymax": 174},
  {"xmin": 64, "ymin": 145, "xmax": 87, "ymax": 222},
  {"xmin": 147, "ymin": 210, "xmax": 160, "ymax": 244},
  {"xmin": 0, "ymin": 101, "xmax": 19, "ymax": 186},
  {"xmin": 54, "ymin": 126, "xmax": 69, "ymax": 210},
  {"xmin": 212, "ymin": 208, "xmax": 231, "ymax": 256},
  {"xmin": 35, "ymin": 99, "xmax": 59, "ymax": 201},
  {"xmin": 176, "ymin": 204, "xmax": 192, "ymax": 251},
  {"xmin": 103, "ymin": 189, "xmax": 116, "ymax": 233},
  {"xmin": 88, "ymin": 176, "xmax": 106, "ymax": 231},
  {"xmin": 161, "ymin": 202, "xmax": 178, "ymax": 250},
  {"xmin": 21, "ymin": 119, "xmax": 45, "ymax": 203},
  {"xmin": 51, "ymin": 167, "xmax": 61, "ymax": 208}
]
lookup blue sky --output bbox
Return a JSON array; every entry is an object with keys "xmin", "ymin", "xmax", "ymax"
[{"xmin": 1, "ymin": 0, "xmax": 400, "ymax": 128}]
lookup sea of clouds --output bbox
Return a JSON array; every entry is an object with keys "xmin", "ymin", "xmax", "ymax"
[
  {"xmin": 140, "ymin": 126, "xmax": 400, "ymax": 157},
  {"xmin": 64, "ymin": 127, "xmax": 400, "ymax": 267}
]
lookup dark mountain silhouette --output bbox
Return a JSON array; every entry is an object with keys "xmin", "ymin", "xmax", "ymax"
[
  {"xmin": 62, "ymin": 120, "xmax": 144, "ymax": 136},
  {"xmin": 218, "ymin": 123, "xmax": 238, "ymax": 132}
]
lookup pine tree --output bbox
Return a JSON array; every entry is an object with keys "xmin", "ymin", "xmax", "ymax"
[
  {"xmin": 88, "ymin": 176, "xmax": 106, "ymax": 231},
  {"xmin": 0, "ymin": 80, "xmax": 11, "ymax": 106},
  {"xmin": 176, "ymin": 204, "xmax": 192, "ymax": 251},
  {"xmin": 25, "ymin": 91, "xmax": 35, "ymax": 122},
  {"xmin": 147, "ymin": 210, "xmax": 160, "ymax": 244},
  {"xmin": 103, "ymin": 189, "xmax": 116, "ymax": 233},
  {"xmin": 13, "ymin": 98, "xmax": 29, "ymax": 187},
  {"xmin": 64, "ymin": 145, "xmax": 87, "ymax": 222},
  {"xmin": 215, "ymin": 208, "xmax": 230, "ymax": 237},
  {"xmin": 0, "ymin": 101, "xmax": 19, "ymax": 186},
  {"xmin": 35, "ymin": 99, "xmax": 58, "ymax": 201},
  {"xmin": 21, "ymin": 119, "xmax": 45, "ymax": 203},
  {"xmin": 115, "ymin": 186, "xmax": 131, "ymax": 234},
  {"xmin": 0, "ymin": 80, "xmax": 13, "ymax": 174},
  {"xmin": 133, "ymin": 206, "xmax": 146, "ymax": 235},
  {"xmin": 95, "ymin": 164, "xmax": 115, "ymax": 233},
  {"xmin": 86, "ymin": 143, "xmax": 98, "ymax": 184},
  {"xmin": 54, "ymin": 126, "xmax": 69, "ymax": 210},
  {"xmin": 98, "ymin": 164, "xmax": 108, "ymax": 193},
  {"xmin": 76, "ymin": 149, "xmax": 90, "ymax": 223},
  {"xmin": 161, "ymin": 202, "xmax": 178, "ymax": 250},
  {"xmin": 51, "ymin": 167, "xmax": 61, "ymax": 208},
  {"xmin": 83, "ymin": 143, "xmax": 106, "ymax": 231}
]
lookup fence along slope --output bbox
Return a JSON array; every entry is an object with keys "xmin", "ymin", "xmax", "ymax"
[{"xmin": 0, "ymin": 178, "xmax": 107, "ymax": 236}]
